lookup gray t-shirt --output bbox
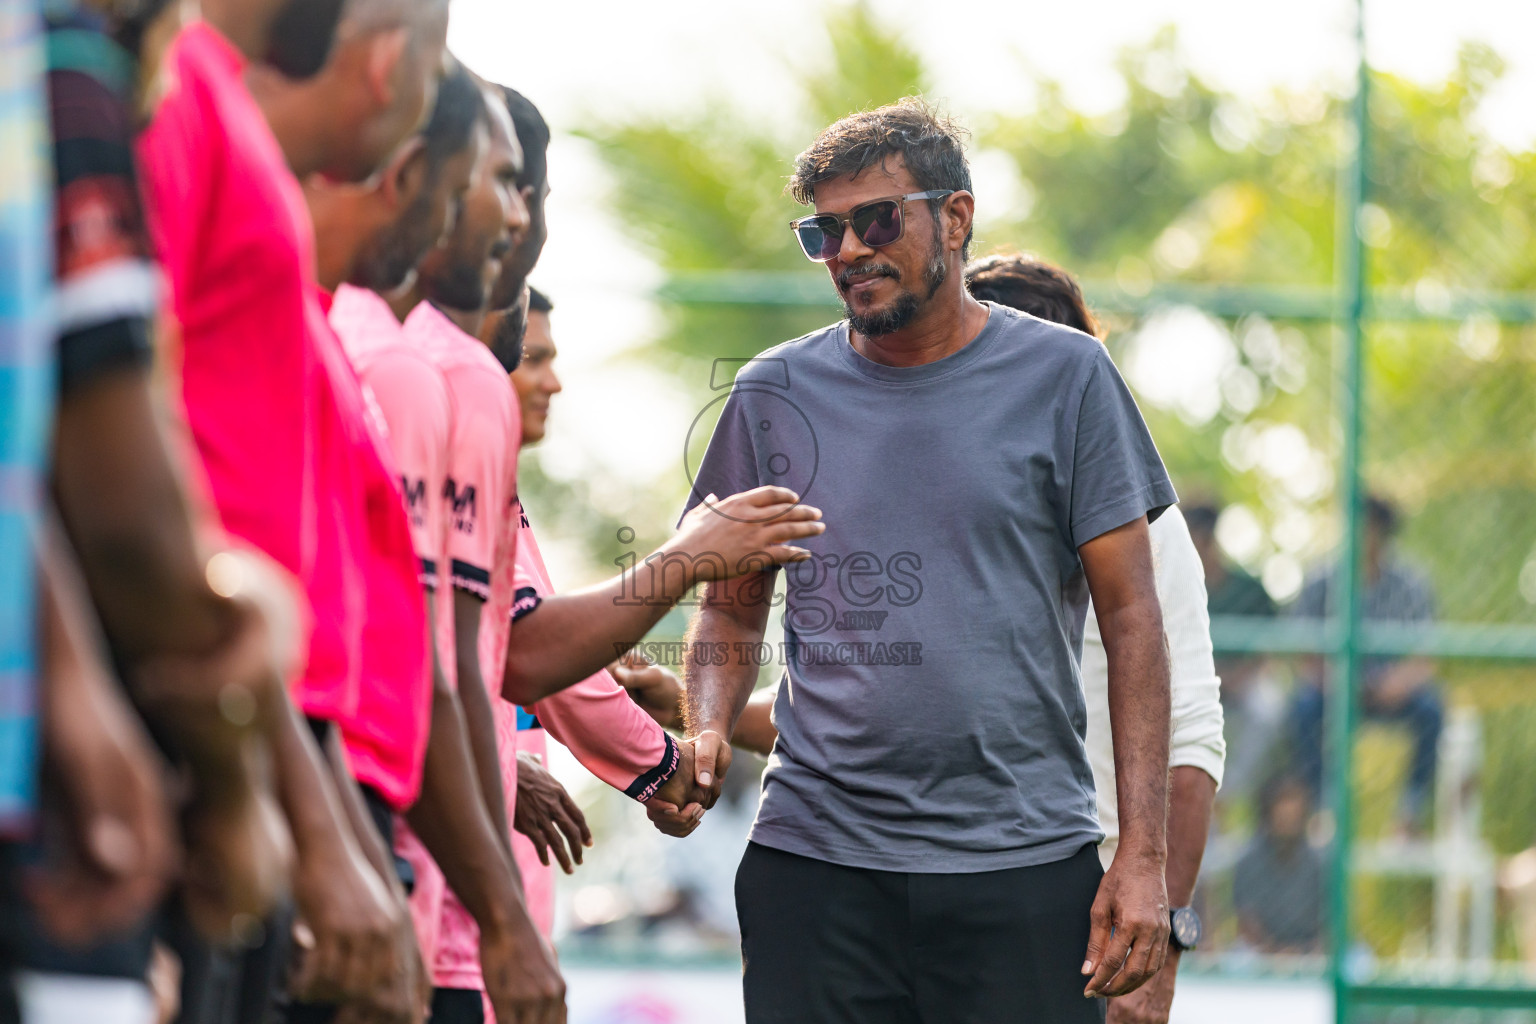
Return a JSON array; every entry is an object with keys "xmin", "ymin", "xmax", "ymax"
[{"xmin": 684, "ymin": 303, "xmax": 1176, "ymax": 873}]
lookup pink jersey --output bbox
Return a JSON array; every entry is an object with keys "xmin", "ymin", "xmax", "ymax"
[
  {"xmin": 505, "ymin": 500, "xmax": 681, "ymax": 936},
  {"xmin": 138, "ymin": 21, "xmax": 358, "ymax": 722},
  {"xmin": 398, "ymin": 301, "xmax": 521, "ymax": 990},
  {"xmin": 325, "ymin": 286, "xmax": 435, "ymax": 810}
]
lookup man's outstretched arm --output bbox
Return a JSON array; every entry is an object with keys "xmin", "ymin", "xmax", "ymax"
[
  {"xmin": 1079, "ymin": 515, "xmax": 1172, "ymax": 1000},
  {"xmin": 502, "ymin": 486, "xmax": 821, "ymax": 705}
]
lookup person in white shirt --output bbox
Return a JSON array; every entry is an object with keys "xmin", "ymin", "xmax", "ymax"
[{"xmin": 625, "ymin": 251, "xmax": 1226, "ymax": 1024}]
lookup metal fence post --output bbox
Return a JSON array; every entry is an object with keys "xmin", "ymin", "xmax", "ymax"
[{"xmin": 1330, "ymin": 0, "xmax": 1370, "ymax": 1020}]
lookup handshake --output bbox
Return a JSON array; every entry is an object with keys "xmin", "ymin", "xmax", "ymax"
[{"xmin": 610, "ymin": 654, "xmax": 731, "ymax": 839}]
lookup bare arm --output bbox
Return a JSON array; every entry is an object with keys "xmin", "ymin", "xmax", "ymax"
[
  {"xmin": 502, "ymin": 581, "xmax": 688, "ymax": 706},
  {"xmin": 682, "ymin": 571, "xmax": 776, "ymax": 805},
  {"xmin": 502, "ymin": 486, "xmax": 823, "ymax": 705},
  {"xmin": 731, "ymin": 685, "xmax": 779, "ymax": 758},
  {"xmin": 453, "ymin": 590, "xmax": 511, "ymax": 847},
  {"xmin": 30, "ymin": 524, "xmax": 178, "ymax": 944},
  {"xmin": 271, "ymin": 698, "xmax": 397, "ymax": 1001},
  {"xmin": 51, "ymin": 371, "xmax": 290, "ymax": 799},
  {"xmin": 612, "ymin": 657, "xmax": 779, "ymax": 757},
  {"xmin": 1105, "ymin": 765, "xmax": 1216, "ymax": 1024},
  {"xmin": 1165, "ymin": 766, "xmax": 1215, "ymax": 909},
  {"xmin": 52, "ymin": 371, "xmax": 234, "ymax": 658},
  {"xmin": 1079, "ymin": 516, "xmax": 1172, "ymax": 999}
]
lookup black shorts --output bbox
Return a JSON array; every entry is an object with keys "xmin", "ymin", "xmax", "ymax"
[
  {"xmin": 736, "ymin": 841, "xmax": 1106, "ymax": 1024},
  {"xmin": 430, "ymin": 987, "xmax": 484, "ymax": 1024}
]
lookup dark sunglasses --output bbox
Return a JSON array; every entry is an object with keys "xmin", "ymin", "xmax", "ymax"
[{"xmin": 789, "ymin": 190, "xmax": 955, "ymax": 263}]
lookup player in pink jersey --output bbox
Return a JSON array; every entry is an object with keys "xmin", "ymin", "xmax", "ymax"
[
  {"xmin": 137, "ymin": 12, "xmax": 394, "ymax": 1016},
  {"xmin": 359, "ymin": 80, "xmax": 566, "ymax": 1024},
  {"xmin": 307, "ymin": 61, "xmax": 487, "ymax": 1024},
  {"xmin": 141, "ymin": 0, "xmax": 450, "ymax": 1013}
]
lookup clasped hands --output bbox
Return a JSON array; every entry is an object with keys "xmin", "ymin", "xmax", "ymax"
[{"xmin": 642, "ymin": 728, "xmax": 730, "ymax": 838}]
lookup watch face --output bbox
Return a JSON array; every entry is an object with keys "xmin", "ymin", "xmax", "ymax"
[{"xmin": 1171, "ymin": 907, "xmax": 1202, "ymax": 949}]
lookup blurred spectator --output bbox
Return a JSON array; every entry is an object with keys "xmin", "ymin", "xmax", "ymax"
[
  {"xmin": 1289, "ymin": 496, "xmax": 1443, "ymax": 832},
  {"xmin": 1187, "ymin": 504, "xmax": 1284, "ymax": 803},
  {"xmin": 1234, "ymin": 775, "xmax": 1324, "ymax": 955}
]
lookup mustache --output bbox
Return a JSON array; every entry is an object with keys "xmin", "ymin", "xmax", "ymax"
[
  {"xmin": 836, "ymin": 262, "xmax": 900, "ymax": 290},
  {"xmin": 489, "ymin": 237, "xmax": 512, "ymax": 261}
]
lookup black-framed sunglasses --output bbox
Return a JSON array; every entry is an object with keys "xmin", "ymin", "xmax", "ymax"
[{"xmin": 789, "ymin": 190, "xmax": 955, "ymax": 263}]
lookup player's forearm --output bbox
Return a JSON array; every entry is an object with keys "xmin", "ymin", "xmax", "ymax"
[
  {"xmin": 457, "ymin": 653, "xmax": 512, "ymax": 847},
  {"xmin": 503, "ymin": 589, "xmax": 674, "ymax": 705},
  {"xmin": 53, "ymin": 376, "xmax": 237, "ymax": 660},
  {"xmin": 502, "ymin": 540, "xmax": 716, "ymax": 705},
  {"xmin": 451, "ymin": 591, "xmax": 511, "ymax": 844},
  {"xmin": 1165, "ymin": 765, "xmax": 1216, "ymax": 906},
  {"xmin": 1102, "ymin": 597, "xmax": 1172, "ymax": 864},
  {"xmin": 322, "ymin": 728, "xmax": 405, "ymax": 900},
  {"xmin": 271, "ymin": 698, "xmax": 363, "ymax": 869},
  {"xmin": 731, "ymin": 689, "xmax": 778, "ymax": 756},
  {"xmin": 406, "ymin": 682, "xmax": 527, "ymax": 931},
  {"xmin": 684, "ymin": 583, "xmax": 771, "ymax": 737}
]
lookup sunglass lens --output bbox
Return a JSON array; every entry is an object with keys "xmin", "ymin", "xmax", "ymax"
[
  {"xmin": 796, "ymin": 217, "xmax": 841, "ymax": 261},
  {"xmin": 853, "ymin": 200, "xmax": 902, "ymax": 247}
]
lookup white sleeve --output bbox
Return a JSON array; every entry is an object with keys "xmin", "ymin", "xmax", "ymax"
[{"xmin": 1152, "ymin": 507, "xmax": 1227, "ymax": 788}]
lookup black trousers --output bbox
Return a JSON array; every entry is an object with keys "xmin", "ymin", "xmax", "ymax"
[
  {"xmin": 736, "ymin": 841, "xmax": 1107, "ymax": 1024},
  {"xmin": 429, "ymin": 987, "xmax": 484, "ymax": 1024}
]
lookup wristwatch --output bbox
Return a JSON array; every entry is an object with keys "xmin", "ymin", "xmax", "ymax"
[{"xmin": 1169, "ymin": 906, "xmax": 1202, "ymax": 952}]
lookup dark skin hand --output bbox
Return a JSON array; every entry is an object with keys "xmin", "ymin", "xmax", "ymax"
[
  {"xmin": 501, "ymin": 486, "xmax": 823, "ymax": 706},
  {"xmin": 613, "ymin": 654, "xmax": 781, "ymax": 758},
  {"xmin": 130, "ymin": 548, "xmax": 299, "ymax": 941},
  {"xmin": 320, "ymin": 729, "xmax": 427, "ymax": 1024},
  {"xmin": 272, "ymin": 699, "xmax": 398, "ymax": 1003},
  {"xmin": 611, "ymin": 654, "xmax": 685, "ymax": 731},
  {"xmin": 29, "ymin": 530, "xmax": 180, "ymax": 945},
  {"xmin": 1107, "ymin": 765, "xmax": 1216, "ymax": 1024},
  {"xmin": 512, "ymin": 752, "xmax": 591, "ymax": 874},
  {"xmin": 1080, "ymin": 517, "xmax": 1172, "ymax": 999},
  {"xmin": 641, "ymin": 741, "xmax": 703, "ymax": 839}
]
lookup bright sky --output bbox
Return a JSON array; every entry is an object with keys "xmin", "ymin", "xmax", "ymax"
[{"xmin": 443, "ymin": 0, "xmax": 1536, "ymax": 586}]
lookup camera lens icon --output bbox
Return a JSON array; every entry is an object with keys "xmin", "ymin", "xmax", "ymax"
[{"xmin": 684, "ymin": 359, "xmax": 818, "ymax": 523}]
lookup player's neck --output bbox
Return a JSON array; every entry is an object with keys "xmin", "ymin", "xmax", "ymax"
[{"xmin": 434, "ymin": 301, "xmax": 487, "ymax": 338}]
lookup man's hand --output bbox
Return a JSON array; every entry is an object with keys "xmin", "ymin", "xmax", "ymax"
[
  {"xmin": 1082, "ymin": 851, "xmax": 1170, "ymax": 998},
  {"xmin": 1106, "ymin": 952, "xmax": 1179, "ymax": 1024},
  {"xmin": 480, "ymin": 915, "xmax": 566, "ymax": 1024},
  {"xmin": 687, "ymin": 728, "xmax": 733, "ymax": 811},
  {"xmin": 611, "ymin": 654, "xmax": 684, "ymax": 730},
  {"xmin": 513, "ymin": 753, "xmax": 591, "ymax": 874},
  {"xmin": 643, "ymin": 740, "xmax": 705, "ymax": 838},
  {"xmin": 30, "ymin": 686, "xmax": 180, "ymax": 945},
  {"xmin": 288, "ymin": 838, "xmax": 400, "ymax": 1003},
  {"xmin": 667, "ymin": 487, "xmax": 823, "ymax": 587},
  {"xmin": 332, "ymin": 895, "xmax": 431, "ymax": 1024},
  {"xmin": 180, "ymin": 781, "xmax": 292, "ymax": 942}
]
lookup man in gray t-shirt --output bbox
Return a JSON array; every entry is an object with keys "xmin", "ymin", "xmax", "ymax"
[{"xmin": 676, "ymin": 100, "xmax": 1176, "ymax": 1024}]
